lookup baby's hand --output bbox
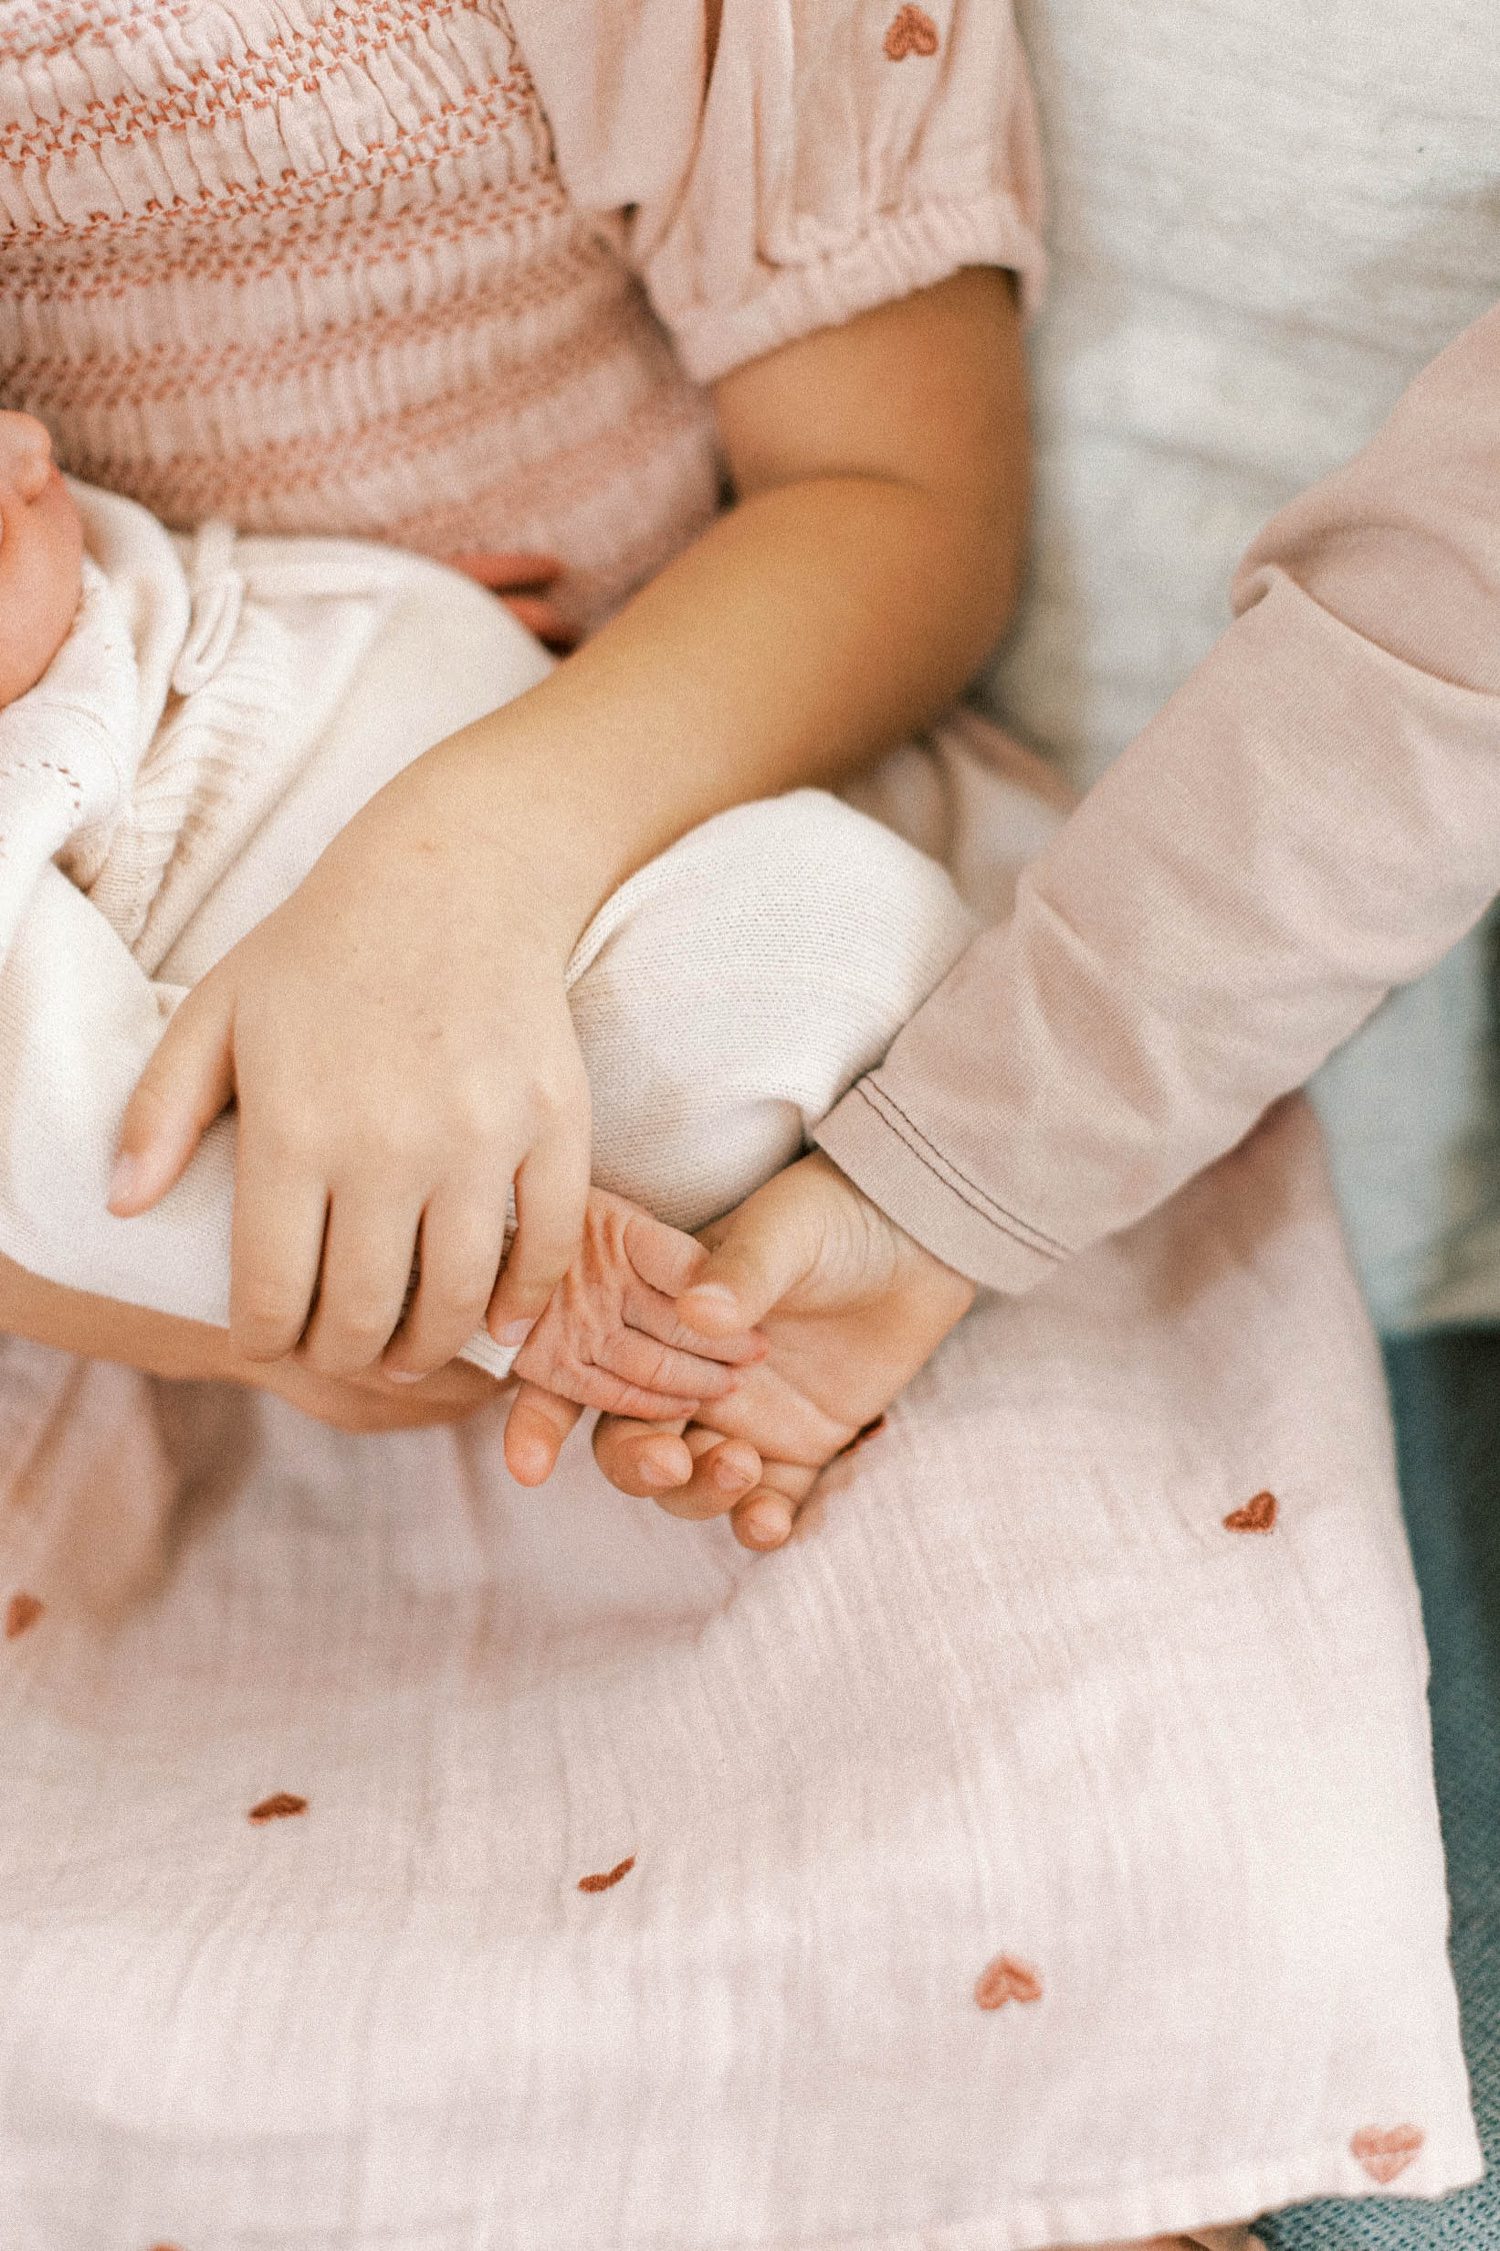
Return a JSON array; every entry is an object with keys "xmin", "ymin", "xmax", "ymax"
[{"xmin": 504, "ymin": 1190, "xmax": 765, "ymax": 1481}]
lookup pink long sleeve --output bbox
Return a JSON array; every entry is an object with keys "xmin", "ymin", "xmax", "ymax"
[{"xmin": 816, "ymin": 303, "xmax": 1500, "ymax": 1289}]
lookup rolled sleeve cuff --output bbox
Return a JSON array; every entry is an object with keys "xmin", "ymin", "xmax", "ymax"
[
  {"xmin": 669, "ymin": 191, "xmax": 1046, "ymax": 387},
  {"xmin": 813, "ymin": 1076, "xmax": 1066, "ymax": 1294}
]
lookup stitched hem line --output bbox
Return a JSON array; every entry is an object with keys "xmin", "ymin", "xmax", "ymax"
[{"xmin": 852, "ymin": 1079, "xmax": 1069, "ymax": 1258}]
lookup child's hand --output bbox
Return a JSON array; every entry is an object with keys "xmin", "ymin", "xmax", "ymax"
[
  {"xmin": 502, "ymin": 1189, "xmax": 766, "ymax": 1480},
  {"xmin": 108, "ymin": 764, "xmax": 594, "ymax": 1379},
  {"xmin": 589, "ymin": 1154, "xmax": 976, "ymax": 1550}
]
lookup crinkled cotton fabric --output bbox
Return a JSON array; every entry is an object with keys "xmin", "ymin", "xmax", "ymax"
[
  {"xmin": 0, "ymin": 511, "xmax": 1478, "ymax": 2236},
  {"xmin": 0, "ymin": 1084, "xmax": 1479, "ymax": 2246}
]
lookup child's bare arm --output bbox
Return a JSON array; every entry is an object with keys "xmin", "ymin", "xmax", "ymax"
[
  {"xmin": 112, "ymin": 268, "xmax": 1028, "ymax": 1391},
  {"xmin": 0, "ymin": 1249, "xmax": 506, "ymax": 1431}
]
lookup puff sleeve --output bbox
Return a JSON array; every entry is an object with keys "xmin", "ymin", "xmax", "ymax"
[{"xmin": 507, "ymin": 0, "xmax": 1046, "ymax": 384}]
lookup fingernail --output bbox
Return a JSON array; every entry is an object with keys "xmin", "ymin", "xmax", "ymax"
[
  {"xmin": 107, "ymin": 1153, "xmax": 143, "ymax": 1210},
  {"xmin": 497, "ymin": 1317, "xmax": 535, "ymax": 1347},
  {"xmin": 639, "ymin": 1449, "xmax": 680, "ymax": 1490},
  {"xmin": 712, "ymin": 1455, "xmax": 752, "ymax": 1493},
  {"xmin": 744, "ymin": 1502, "xmax": 791, "ymax": 1547}
]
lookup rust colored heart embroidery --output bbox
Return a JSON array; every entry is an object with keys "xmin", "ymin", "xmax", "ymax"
[
  {"xmin": 1224, "ymin": 1490, "xmax": 1277, "ymax": 1534},
  {"xmin": 578, "ymin": 1855, "xmax": 636, "ymax": 1894},
  {"xmin": 4, "ymin": 1591, "xmax": 43, "ymax": 1639},
  {"xmin": 1351, "ymin": 2123, "xmax": 1424, "ymax": 2183},
  {"xmin": 884, "ymin": 5, "xmax": 940, "ymax": 60},
  {"xmin": 974, "ymin": 1953, "xmax": 1043, "ymax": 2010},
  {"xmin": 248, "ymin": 1792, "xmax": 308, "ymax": 1824}
]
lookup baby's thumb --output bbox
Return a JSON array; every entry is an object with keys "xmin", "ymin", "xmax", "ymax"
[
  {"xmin": 109, "ymin": 982, "xmax": 236, "ymax": 1216},
  {"xmin": 676, "ymin": 1170, "xmax": 825, "ymax": 1336}
]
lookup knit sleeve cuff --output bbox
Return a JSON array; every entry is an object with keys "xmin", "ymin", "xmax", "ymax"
[{"xmin": 813, "ymin": 1077, "xmax": 1066, "ymax": 1295}]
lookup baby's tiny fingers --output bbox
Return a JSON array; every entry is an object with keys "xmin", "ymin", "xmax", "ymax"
[
  {"xmin": 509, "ymin": 1336, "xmax": 698, "ymax": 1422},
  {"xmin": 597, "ymin": 1325, "xmax": 740, "ymax": 1403},
  {"xmin": 504, "ymin": 1382, "xmax": 584, "ymax": 1486},
  {"xmin": 620, "ymin": 1276, "xmax": 766, "ymax": 1366}
]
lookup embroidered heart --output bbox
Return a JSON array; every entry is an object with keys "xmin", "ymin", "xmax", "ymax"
[
  {"xmin": 578, "ymin": 1854, "xmax": 635, "ymax": 1894},
  {"xmin": 247, "ymin": 1791, "xmax": 308, "ymax": 1824},
  {"xmin": 974, "ymin": 1953, "xmax": 1043, "ymax": 2010},
  {"xmin": 4, "ymin": 1591, "xmax": 43, "ymax": 1639},
  {"xmin": 1350, "ymin": 2123, "xmax": 1424, "ymax": 2183},
  {"xmin": 1223, "ymin": 1490, "xmax": 1277, "ymax": 1534},
  {"xmin": 884, "ymin": 5, "xmax": 940, "ymax": 60}
]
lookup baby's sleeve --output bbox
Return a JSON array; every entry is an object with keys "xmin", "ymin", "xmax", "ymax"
[{"xmin": 507, "ymin": 0, "xmax": 1046, "ymax": 384}]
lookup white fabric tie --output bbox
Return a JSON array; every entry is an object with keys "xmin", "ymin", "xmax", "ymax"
[{"xmin": 170, "ymin": 520, "xmax": 244, "ymax": 697}]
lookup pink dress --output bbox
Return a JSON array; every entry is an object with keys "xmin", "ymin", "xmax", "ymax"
[
  {"xmin": 0, "ymin": 5, "xmax": 1479, "ymax": 2245},
  {"xmin": 0, "ymin": 0, "xmax": 1042, "ymax": 624}
]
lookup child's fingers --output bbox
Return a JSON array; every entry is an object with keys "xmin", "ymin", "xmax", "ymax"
[
  {"xmin": 487, "ymin": 1117, "xmax": 590, "ymax": 1339},
  {"xmin": 228, "ymin": 1145, "xmax": 328, "ymax": 1362},
  {"xmin": 299, "ymin": 1183, "xmax": 427, "ymax": 1377},
  {"xmin": 504, "ymin": 1382, "xmax": 585, "ymax": 1485},
  {"xmin": 619, "ymin": 1208, "xmax": 712, "ymax": 1298},
  {"xmin": 590, "ymin": 1414, "xmax": 696, "ymax": 1498},
  {"xmin": 588, "ymin": 1414, "xmax": 762, "ymax": 1520},
  {"xmin": 109, "ymin": 978, "xmax": 237, "ymax": 1216},
  {"xmin": 674, "ymin": 1171, "xmax": 825, "ymax": 1338},
  {"xmin": 382, "ymin": 1183, "xmax": 508, "ymax": 1378},
  {"xmin": 729, "ymin": 1460, "xmax": 819, "ymax": 1552},
  {"xmin": 646, "ymin": 1429, "xmax": 765, "ymax": 1520}
]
